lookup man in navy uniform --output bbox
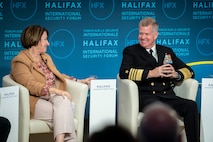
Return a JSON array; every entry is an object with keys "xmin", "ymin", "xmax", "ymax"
[{"xmin": 119, "ymin": 17, "xmax": 199, "ymax": 142}]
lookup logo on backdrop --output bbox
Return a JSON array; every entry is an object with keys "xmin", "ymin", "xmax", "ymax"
[
  {"xmin": 162, "ymin": 0, "xmax": 186, "ymax": 20},
  {"xmin": 4, "ymin": 30, "xmax": 22, "ymax": 60},
  {"xmin": 157, "ymin": 28, "xmax": 190, "ymax": 57},
  {"xmin": 10, "ymin": 0, "xmax": 37, "ymax": 20},
  {"xmin": 89, "ymin": 0, "xmax": 114, "ymax": 20},
  {"xmin": 196, "ymin": 28, "xmax": 213, "ymax": 56},
  {"xmin": 49, "ymin": 29, "xmax": 75, "ymax": 59},
  {"xmin": 44, "ymin": 1, "xmax": 82, "ymax": 21},
  {"xmin": 82, "ymin": 28, "xmax": 119, "ymax": 59},
  {"xmin": 121, "ymin": 1, "xmax": 156, "ymax": 20},
  {"xmin": 192, "ymin": 1, "xmax": 213, "ymax": 20},
  {"xmin": 125, "ymin": 28, "xmax": 138, "ymax": 46},
  {"xmin": 0, "ymin": 1, "xmax": 3, "ymax": 20}
]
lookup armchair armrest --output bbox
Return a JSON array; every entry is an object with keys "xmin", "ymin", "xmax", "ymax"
[
  {"xmin": 173, "ymin": 78, "xmax": 199, "ymax": 101},
  {"xmin": 65, "ymin": 79, "xmax": 88, "ymax": 119},
  {"xmin": 117, "ymin": 75, "xmax": 139, "ymax": 136},
  {"xmin": 2, "ymin": 75, "xmax": 30, "ymax": 142},
  {"xmin": 65, "ymin": 79, "xmax": 88, "ymax": 142}
]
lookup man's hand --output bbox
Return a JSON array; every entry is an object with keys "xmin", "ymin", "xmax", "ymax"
[{"xmin": 148, "ymin": 64, "xmax": 178, "ymax": 78}]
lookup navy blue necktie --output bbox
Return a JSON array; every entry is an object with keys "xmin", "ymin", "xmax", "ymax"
[{"xmin": 149, "ymin": 49, "xmax": 153, "ymax": 56}]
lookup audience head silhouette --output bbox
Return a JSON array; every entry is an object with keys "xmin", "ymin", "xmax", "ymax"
[
  {"xmin": 138, "ymin": 102, "xmax": 181, "ymax": 142},
  {"xmin": 87, "ymin": 125, "xmax": 136, "ymax": 142}
]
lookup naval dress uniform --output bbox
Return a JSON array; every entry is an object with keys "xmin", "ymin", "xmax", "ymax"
[{"xmin": 119, "ymin": 43, "xmax": 199, "ymax": 142}]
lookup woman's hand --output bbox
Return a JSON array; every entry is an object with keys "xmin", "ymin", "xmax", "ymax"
[
  {"xmin": 77, "ymin": 77, "xmax": 96, "ymax": 85},
  {"xmin": 63, "ymin": 74, "xmax": 96, "ymax": 85},
  {"xmin": 62, "ymin": 74, "xmax": 77, "ymax": 81},
  {"xmin": 49, "ymin": 88, "xmax": 72, "ymax": 101},
  {"xmin": 57, "ymin": 90, "xmax": 72, "ymax": 100}
]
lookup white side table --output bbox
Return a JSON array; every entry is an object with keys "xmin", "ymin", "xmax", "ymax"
[
  {"xmin": 89, "ymin": 79, "xmax": 116, "ymax": 135},
  {"xmin": 0, "ymin": 86, "xmax": 19, "ymax": 142},
  {"xmin": 201, "ymin": 78, "xmax": 213, "ymax": 142}
]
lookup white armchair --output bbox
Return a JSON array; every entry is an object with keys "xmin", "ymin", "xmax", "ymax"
[
  {"xmin": 2, "ymin": 74, "xmax": 88, "ymax": 142},
  {"xmin": 117, "ymin": 74, "xmax": 199, "ymax": 142}
]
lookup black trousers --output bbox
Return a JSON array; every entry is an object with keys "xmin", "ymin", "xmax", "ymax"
[
  {"xmin": 0, "ymin": 117, "xmax": 11, "ymax": 142},
  {"xmin": 140, "ymin": 95, "xmax": 200, "ymax": 142}
]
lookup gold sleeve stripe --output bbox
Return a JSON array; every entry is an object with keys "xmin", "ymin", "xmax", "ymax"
[
  {"xmin": 128, "ymin": 69, "xmax": 136, "ymax": 80},
  {"xmin": 179, "ymin": 68, "xmax": 193, "ymax": 80},
  {"xmin": 128, "ymin": 68, "xmax": 134, "ymax": 79},
  {"xmin": 128, "ymin": 68, "xmax": 143, "ymax": 81}
]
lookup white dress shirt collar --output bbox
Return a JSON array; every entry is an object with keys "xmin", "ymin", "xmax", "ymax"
[{"xmin": 146, "ymin": 44, "xmax": 158, "ymax": 61}]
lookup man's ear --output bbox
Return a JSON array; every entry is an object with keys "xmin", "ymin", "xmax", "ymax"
[{"xmin": 154, "ymin": 31, "xmax": 158, "ymax": 40}]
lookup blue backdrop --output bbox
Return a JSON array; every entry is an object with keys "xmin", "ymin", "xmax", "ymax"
[{"xmin": 1, "ymin": 0, "xmax": 213, "ymax": 112}]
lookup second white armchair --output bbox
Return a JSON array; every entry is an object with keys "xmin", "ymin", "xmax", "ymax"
[{"xmin": 117, "ymin": 74, "xmax": 199, "ymax": 142}]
